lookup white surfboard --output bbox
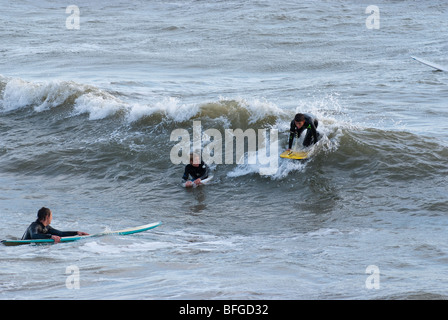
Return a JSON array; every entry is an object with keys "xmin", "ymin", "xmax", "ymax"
[
  {"xmin": 411, "ymin": 56, "xmax": 448, "ymax": 72},
  {"xmin": 1, "ymin": 221, "xmax": 162, "ymax": 246}
]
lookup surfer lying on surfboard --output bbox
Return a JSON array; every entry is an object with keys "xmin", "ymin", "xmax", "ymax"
[
  {"xmin": 287, "ymin": 113, "xmax": 321, "ymax": 150},
  {"xmin": 21, "ymin": 207, "xmax": 89, "ymax": 243},
  {"xmin": 182, "ymin": 153, "xmax": 210, "ymax": 188}
]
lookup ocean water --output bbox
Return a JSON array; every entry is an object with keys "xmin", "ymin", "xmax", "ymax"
[{"xmin": 0, "ymin": 0, "xmax": 447, "ymax": 300}]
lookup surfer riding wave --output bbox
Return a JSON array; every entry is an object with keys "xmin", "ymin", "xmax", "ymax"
[{"xmin": 287, "ymin": 113, "xmax": 321, "ymax": 149}]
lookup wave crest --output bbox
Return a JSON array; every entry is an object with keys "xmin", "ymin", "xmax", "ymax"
[{"xmin": 0, "ymin": 77, "xmax": 288, "ymax": 127}]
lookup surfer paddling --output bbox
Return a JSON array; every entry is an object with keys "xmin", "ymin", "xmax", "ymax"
[
  {"xmin": 287, "ymin": 113, "xmax": 321, "ymax": 150},
  {"xmin": 182, "ymin": 153, "xmax": 210, "ymax": 187},
  {"xmin": 21, "ymin": 207, "xmax": 89, "ymax": 243}
]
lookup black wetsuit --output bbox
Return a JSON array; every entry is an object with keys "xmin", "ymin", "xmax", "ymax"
[
  {"xmin": 288, "ymin": 114, "xmax": 320, "ymax": 148},
  {"xmin": 21, "ymin": 220, "xmax": 78, "ymax": 240},
  {"xmin": 182, "ymin": 161, "xmax": 209, "ymax": 181}
]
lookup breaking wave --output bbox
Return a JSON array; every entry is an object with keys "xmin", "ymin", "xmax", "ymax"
[{"xmin": 1, "ymin": 75, "xmax": 446, "ymax": 184}]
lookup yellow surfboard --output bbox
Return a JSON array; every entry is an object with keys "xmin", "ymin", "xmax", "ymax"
[{"xmin": 280, "ymin": 150, "xmax": 310, "ymax": 160}]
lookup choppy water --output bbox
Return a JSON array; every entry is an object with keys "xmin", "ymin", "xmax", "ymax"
[{"xmin": 1, "ymin": 0, "xmax": 447, "ymax": 300}]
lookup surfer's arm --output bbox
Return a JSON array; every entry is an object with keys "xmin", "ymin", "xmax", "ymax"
[
  {"xmin": 182, "ymin": 170, "xmax": 194, "ymax": 186},
  {"xmin": 48, "ymin": 231, "xmax": 88, "ymax": 243},
  {"xmin": 288, "ymin": 121, "xmax": 296, "ymax": 149},
  {"xmin": 288, "ymin": 131, "xmax": 294, "ymax": 149},
  {"xmin": 182, "ymin": 166, "xmax": 191, "ymax": 182},
  {"xmin": 288, "ymin": 121, "xmax": 305, "ymax": 149},
  {"xmin": 192, "ymin": 166, "xmax": 209, "ymax": 185},
  {"xmin": 46, "ymin": 226, "xmax": 78, "ymax": 238},
  {"xmin": 51, "ymin": 235, "xmax": 61, "ymax": 243}
]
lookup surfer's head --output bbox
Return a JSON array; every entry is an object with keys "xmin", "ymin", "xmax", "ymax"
[
  {"xmin": 189, "ymin": 153, "xmax": 201, "ymax": 167},
  {"xmin": 294, "ymin": 113, "xmax": 305, "ymax": 128},
  {"xmin": 37, "ymin": 207, "xmax": 52, "ymax": 226}
]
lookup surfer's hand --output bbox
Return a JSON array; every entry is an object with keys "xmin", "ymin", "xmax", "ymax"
[
  {"xmin": 77, "ymin": 231, "xmax": 89, "ymax": 236},
  {"xmin": 185, "ymin": 181, "xmax": 193, "ymax": 187},
  {"xmin": 194, "ymin": 178, "xmax": 201, "ymax": 185},
  {"xmin": 51, "ymin": 235, "xmax": 61, "ymax": 243}
]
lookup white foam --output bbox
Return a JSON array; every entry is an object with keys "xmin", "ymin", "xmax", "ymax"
[
  {"xmin": 227, "ymin": 96, "xmax": 288, "ymax": 123},
  {"xmin": 1, "ymin": 78, "xmax": 84, "ymax": 112},
  {"xmin": 125, "ymin": 97, "xmax": 200, "ymax": 123},
  {"xmin": 0, "ymin": 76, "xmax": 203, "ymax": 123},
  {"xmin": 79, "ymin": 240, "xmax": 170, "ymax": 254},
  {"xmin": 72, "ymin": 92, "xmax": 125, "ymax": 120},
  {"xmin": 226, "ymin": 149, "xmax": 306, "ymax": 180},
  {"xmin": 307, "ymin": 228, "xmax": 343, "ymax": 237}
]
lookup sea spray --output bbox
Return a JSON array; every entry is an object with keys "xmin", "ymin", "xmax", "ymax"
[{"xmin": 170, "ymin": 120, "xmax": 279, "ymax": 175}]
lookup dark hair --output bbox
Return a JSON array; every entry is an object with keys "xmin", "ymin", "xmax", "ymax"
[
  {"xmin": 294, "ymin": 113, "xmax": 305, "ymax": 122},
  {"xmin": 37, "ymin": 207, "xmax": 51, "ymax": 221},
  {"xmin": 189, "ymin": 152, "xmax": 201, "ymax": 163}
]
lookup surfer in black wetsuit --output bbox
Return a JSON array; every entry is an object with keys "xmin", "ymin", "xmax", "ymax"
[
  {"xmin": 287, "ymin": 113, "xmax": 320, "ymax": 149},
  {"xmin": 182, "ymin": 153, "xmax": 210, "ymax": 187},
  {"xmin": 22, "ymin": 207, "xmax": 89, "ymax": 243}
]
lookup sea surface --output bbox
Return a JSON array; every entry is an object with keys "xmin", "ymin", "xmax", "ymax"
[{"xmin": 1, "ymin": 0, "xmax": 447, "ymax": 300}]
